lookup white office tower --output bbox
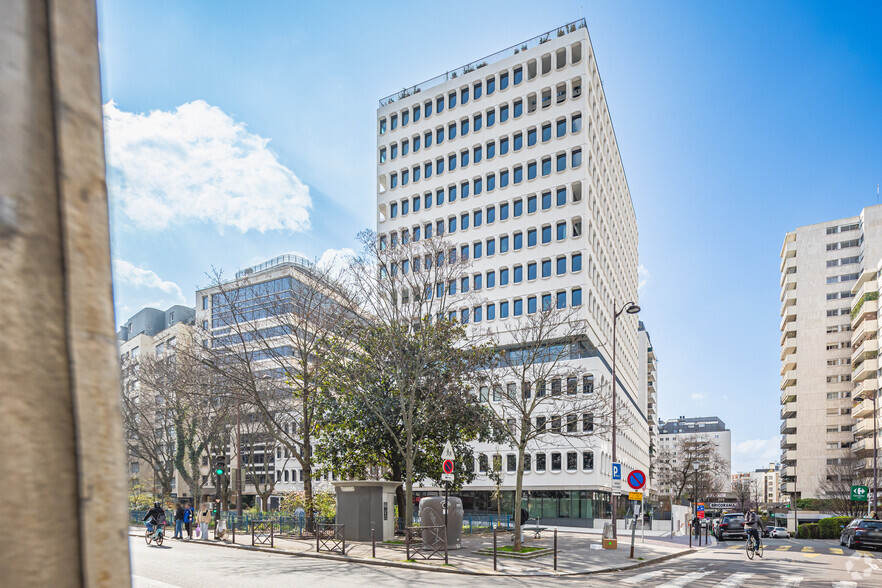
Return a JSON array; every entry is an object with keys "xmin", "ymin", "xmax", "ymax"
[
  {"xmin": 375, "ymin": 20, "xmax": 646, "ymax": 526},
  {"xmin": 780, "ymin": 204, "xmax": 882, "ymax": 500}
]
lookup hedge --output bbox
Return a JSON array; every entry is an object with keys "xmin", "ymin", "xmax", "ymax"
[
  {"xmin": 819, "ymin": 517, "xmax": 853, "ymax": 539},
  {"xmin": 797, "ymin": 523, "xmax": 819, "ymax": 539}
]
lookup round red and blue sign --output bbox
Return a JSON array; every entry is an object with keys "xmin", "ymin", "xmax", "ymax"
[
  {"xmin": 627, "ymin": 469, "xmax": 646, "ymax": 490},
  {"xmin": 442, "ymin": 459, "xmax": 454, "ymax": 474}
]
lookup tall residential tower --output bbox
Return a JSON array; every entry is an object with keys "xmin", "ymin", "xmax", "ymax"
[{"xmin": 780, "ymin": 205, "xmax": 882, "ymax": 499}]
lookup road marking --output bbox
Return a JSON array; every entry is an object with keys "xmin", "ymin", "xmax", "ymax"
[
  {"xmin": 856, "ymin": 550, "xmax": 874, "ymax": 558},
  {"xmin": 801, "ymin": 553, "xmax": 820, "ymax": 558},
  {"xmin": 727, "ymin": 544, "xmax": 741, "ymax": 549},
  {"xmin": 656, "ymin": 571, "xmax": 713, "ymax": 587},
  {"xmin": 800, "ymin": 546, "xmax": 814, "ymax": 552},
  {"xmin": 716, "ymin": 572, "xmax": 753, "ymax": 587},
  {"xmin": 831, "ymin": 582, "xmax": 857, "ymax": 588},
  {"xmin": 776, "ymin": 575, "xmax": 803, "ymax": 587},
  {"xmin": 776, "ymin": 545, "xmax": 792, "ymax": 551},
  {"xmin": 623, "ymin": 569, "xmax": 672, "ymax": 584},
  {"xmin": 829, "ymin": 547, "xmax": 844, "ymax": 555}
]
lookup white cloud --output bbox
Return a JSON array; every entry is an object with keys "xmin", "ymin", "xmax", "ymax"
[
  {"xmin": 638, "ymin": 264, "xmax": 650, "ymax": 296},
  {"xmin": 690, "ymin": 392, "xmax": 706, "ymax": 402},
  {"xmin": 104, "ymin": 100, "xmax": 311, "ymax": 234},
  {"xmin": 112, "ymin": 259, "xmax": 186, "ymax": 322},
  {"xmin": 732, "ymin": 437, "xmax": 780, "ymax": 473},
  {"xmin": 317, "ymin": 247, "xmax": 356, "ymax": 278}
]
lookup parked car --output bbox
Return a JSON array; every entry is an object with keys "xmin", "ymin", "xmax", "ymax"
[
  {"xmin": 840, "ymin": 519, "xmax": 882, "ymax": 550},
  {"xmin": 769, "ymin": 527, "xmax": 790, "ymax": 538},
  {"xmin": 716, "ymin": 513, "xmax": 747, "ymax": 540}
]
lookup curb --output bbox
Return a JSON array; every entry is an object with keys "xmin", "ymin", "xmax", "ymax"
[{"xmin": 129, "ymin": 530, "xmax": 695, "ymax": 577}]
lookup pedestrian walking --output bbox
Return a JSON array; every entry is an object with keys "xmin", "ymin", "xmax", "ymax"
[
  {"xmin": 197, "ymin": 504, "xmax": 211, "ymax": 540},
  {"xmin": 173, "ymin": 503, "xmax": 185, "ymax": 539},
  {"xmin": 184, "ymin": 502, "xmax": 194, "ymax": 539}
]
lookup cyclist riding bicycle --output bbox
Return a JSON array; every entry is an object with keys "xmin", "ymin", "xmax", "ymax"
[
  {"xmin": 744, "ymin": 508, "xmax": 764, "ymax": 550},
  {"xmin": 143, "ymin": 502, "xmax": 166, "ymax": 535}
]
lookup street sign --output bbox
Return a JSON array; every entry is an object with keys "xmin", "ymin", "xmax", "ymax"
[
  {"xmin": 441, "ymin": 441, "xmax": 455, "ymax": 483},
  {"xmin": 629, "ymin": 492, "xmax": 643, "ymax": 501},
  {"xmin": 612, "ymin": 462, "xmax": 622, "ymax": 480},
  {"xmin": 852, "ymin": 485, "xmax": 869, "ymax": 502},
  {"xmin": 709, "ymin": 502, "xmax": 736, "ymax": 509},
  {"xmin": 627, "ymin": 469, "xmax": 646, "ymax": 490},
  {"xmin": 696, "ymin": 503, "xmax": 705, "ymax": 519}
]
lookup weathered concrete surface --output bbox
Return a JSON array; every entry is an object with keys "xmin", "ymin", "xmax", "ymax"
[{"xmin": 0, "ymin": 1, "xmax": 130, "ymax": 586}]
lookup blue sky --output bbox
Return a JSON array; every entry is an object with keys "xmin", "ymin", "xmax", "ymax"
[{"xmin": 96, "ymin": 0, "xmax": 882, "ymax": 472}]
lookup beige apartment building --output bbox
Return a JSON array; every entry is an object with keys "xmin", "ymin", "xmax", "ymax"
[
  {"xmin": 780, "ymin": 204, "xmax": 882, "ymax": 499},
  {"xmin": 850, "ymin": 259, "xmax": 882, "ymax": 481}
]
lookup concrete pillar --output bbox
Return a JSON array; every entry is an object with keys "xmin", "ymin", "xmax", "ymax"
[{"xmin": 0, "ymin": 1, "xmax": 131, "ymax": 586}]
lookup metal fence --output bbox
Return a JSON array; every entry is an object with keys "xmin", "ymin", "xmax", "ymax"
[
  {"xmin": 405, "ymin": 526, "xmax": 448, "ymax": 564},
  {"xmin": 315, "ymin": 522, "xmax": 345, "ymax": 555},
  {"xmin": 251, "ymin": 520, "xmax": 274, "ymax": 547}
]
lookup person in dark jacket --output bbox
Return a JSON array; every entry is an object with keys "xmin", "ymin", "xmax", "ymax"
[
  {"xmin": 184, "ymin": 503, "xmax": 194, "ymax": 539},
  {"xmin": 173, "ymin": 503, "xmax": 185, "ymax": 539},
  {"xmin": 143, "ymin": 502, "xmax": 166, "ymax": 535}
]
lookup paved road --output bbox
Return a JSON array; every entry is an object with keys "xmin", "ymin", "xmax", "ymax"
[{"xmin": 130, "ymin": 536, "xmax": 882, "ymax": 587}]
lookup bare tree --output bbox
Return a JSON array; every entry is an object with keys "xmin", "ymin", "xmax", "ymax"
[
  {"xmin": 732, "ymin": 477, "xmax": 756, "ymax": 512},
  {"xmin": 197, "ymin": 257, "xmax": 354, "ymax": 518},
  {"xmin": 478, "ymin": 304, "xmax": 620, "ymax": 550},
  {"xmin": 819, "ymin": 450, "xmax": 872, "ymax": 517},
  {"xmin": 133, "ymin": 333, "xmax": 230, "ymax": 507},
  {"xmin": 325, "ymin": 229, "xmax": 494, "ymax": 528},
  {"xmin": 657, "ymin": 435, "xmax": 729, "ymax": 504},
  {"xmin": 121, "ymin": 359, "xmax": 176, "ymax": 498}
]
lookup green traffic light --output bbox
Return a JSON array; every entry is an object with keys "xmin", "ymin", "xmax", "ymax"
[{"xmin": 215, "ymin": 468, "xmax": 224, "ymax": 475}]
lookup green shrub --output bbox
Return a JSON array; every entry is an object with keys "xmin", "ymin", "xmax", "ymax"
[
  {"xmin": 797, "ymin": 523, "xmax": 820, "ymax": 539},
  {"xmin": 819, "ymin": 517, "xmax": 853, "ymax": 539}
]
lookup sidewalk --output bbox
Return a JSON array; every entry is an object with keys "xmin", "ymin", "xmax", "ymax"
[{"xmin": 130, "ymin": 525, "xmax": 693, "ymax": 576}]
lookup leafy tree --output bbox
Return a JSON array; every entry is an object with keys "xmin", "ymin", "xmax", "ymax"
[{"xmin": 323, "ymin": 230, "xmax": 495, "ymax": 528}]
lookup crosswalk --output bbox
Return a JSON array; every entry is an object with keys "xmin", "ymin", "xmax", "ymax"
[
  {"xmin": 722, "ymin": 543, "xmax": 872, "ymax": 557},
  {"xmin": 619, "ymin": 570, "xmax": 865, "ymax": 587}
]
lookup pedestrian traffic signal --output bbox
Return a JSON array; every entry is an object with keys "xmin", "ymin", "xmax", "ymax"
[{"xmin": 214, "ymin": 455, "xmax": 226, "ymax": 476}]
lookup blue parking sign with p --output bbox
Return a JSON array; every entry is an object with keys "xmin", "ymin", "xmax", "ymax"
[{"xmin": 612, "ymin": 462, "xmax": 621, "ymax": 480}]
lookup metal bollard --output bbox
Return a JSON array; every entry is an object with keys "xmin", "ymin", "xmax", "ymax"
[
  {"xmin": 372, "ymin": 528, "xmax": 376, "ymax": 558},
  {"xmin": 444, "ymin": 526, "xmax": 449, "ymax": 565},
  {"xmin": 406, "ymin": 528, "xmax": 411, "ymax": 561},
  {"xmin": 493, "ymin": 526, "xmax": 497, "ymax": 571},
  {"xmin": 342, "ymin": 527, "xmax": 346, "ymax": 556},
  {"xmin": 316, "ymin": 525, "xmax": 320, "ymax": 553},
  {"xmin": 232, "ymin": 518, "xmax": 236, "ymax": 544},
  {"xmin": 553, "ymin": 528, "xmax": 558, "ymax": 571}
]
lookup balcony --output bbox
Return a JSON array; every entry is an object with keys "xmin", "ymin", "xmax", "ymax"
[
  {"xmin": 853, "ymin": 378, "xmax": 878, "ymax": 400},
  {"xmin": 781, "ymin": 402, "xmax": 797, "ymax": 419},
  {"xmin": 853, "ymin": 397, "xmax": 876, "ymax": 419},
  {"xmin": 780, "ymin": 328, "xmax": 797, "ymax": 347},
  {"xmin": 781, "ymin": 434, "xmax": 797, "ymax": 449},
  {"xmin": 852, "ymin": 337, "xmax": 879, "ymax": 365},
  {"xmin": 780, "ymin": 370, "xmax": 797, "ymax": 391},
  {"xmin": 781, "ymin": 354, "xmax": 797, "ymax": 374},
  {"xmin": 781, "ymin": 449, "xmax": 797, "ymax": 463},
  {"xmin": 781, "ymin": 291, "xmax": 797, "ymax": 313},
  {"xmin": 780, "ymin": 336, "xmax": 797, "ymax": 360},
  {"xmin": 783, "ymin": 482, "xmax": 797, "ymax": 494},
  {"xmin": 780, "ymin": 279, "xmax": 797, "ymax": 304},
  {"xmin": 853, "ymin": 318, "xmax": 878, "ymax": 345},
  {"xmin": 851, "ymin": 271, "xmax": 878, "ymax": 299},
  {"xmin": 781, "ymin": 390, "xmax": 797, "ymax": 405},
  {"xmin": 853, "ymin": 299, "xmax": 879, "ymax": 327},
  {"xmin": 780, "ymin": 307, "xmax": 797, "ymax": 332},
  {"xmin": 854, "ymin": 418, "xmax": 878, "ymax": 437},
  {"xmin": 783, "ymin": 466, "xmax": 796, "ymax": 477},
  {"xmin": 780, "ymin": 418, "xmax": 797, "ymax": 434},
  {"xmin": 853, "ymin": 357, "xmax": 878, "ymax": 382}
]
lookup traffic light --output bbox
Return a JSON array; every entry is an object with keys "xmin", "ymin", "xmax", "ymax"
[{"xmin": 214, "ymin": 455, "xmax": 226, "ymax": 476}]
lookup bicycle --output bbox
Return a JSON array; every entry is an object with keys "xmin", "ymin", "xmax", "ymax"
[
  {"xmin": 745, "ymin": 533, "xmax": 763, "ymax": 560},
  {"xmin": 145, "ymin": 522, "xmax": 165, "ymax": 546}
]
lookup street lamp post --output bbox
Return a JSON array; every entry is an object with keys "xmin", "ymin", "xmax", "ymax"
[{"xmin": 611, "ymin": 299, "xmax": 640, "ymax": 539}]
